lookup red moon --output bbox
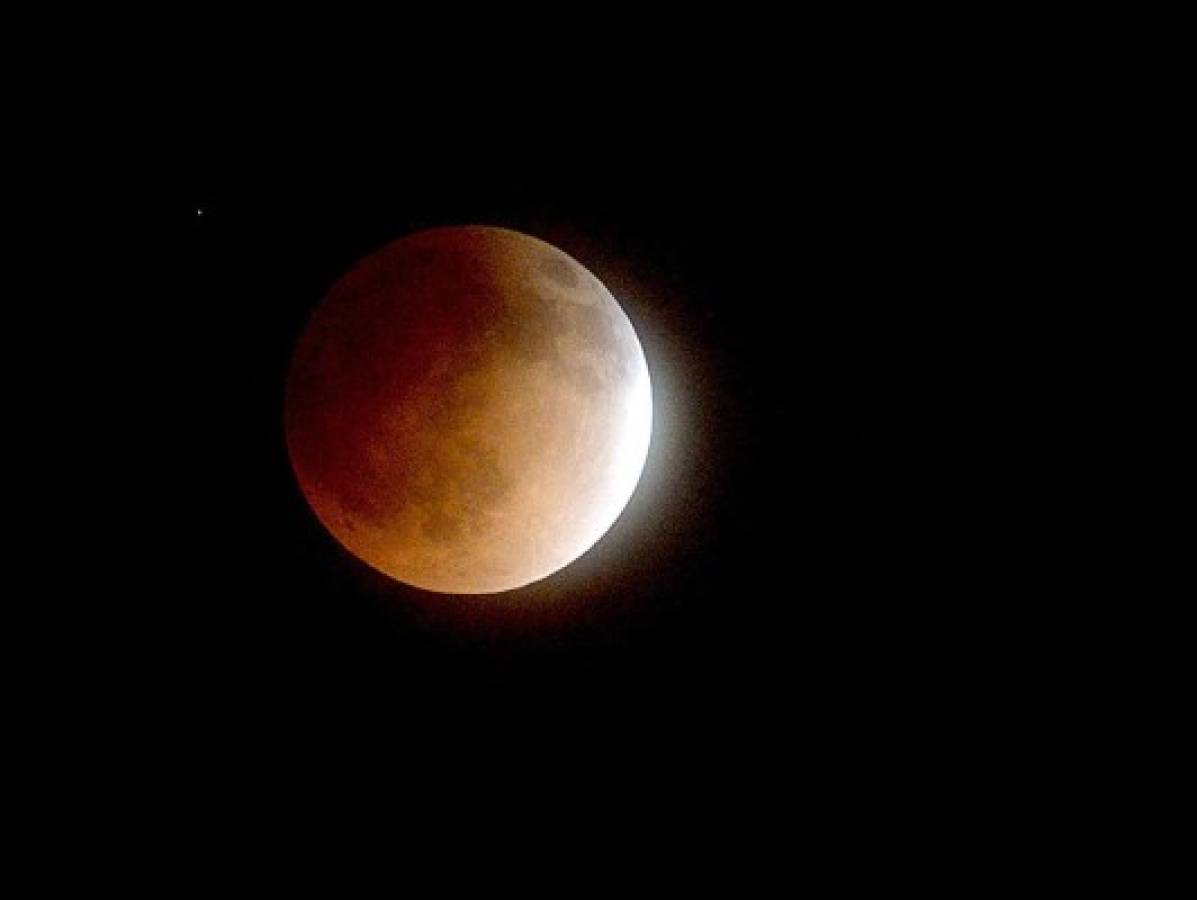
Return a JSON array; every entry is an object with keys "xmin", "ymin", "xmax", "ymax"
[{"xmin": 285, "ymin": 226, "xmax": 652, "ymax": 594}]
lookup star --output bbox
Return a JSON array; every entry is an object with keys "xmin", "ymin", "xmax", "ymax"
[{"xmin": 196, "ymin": 208, "xmax": 204, "ymax": 216}]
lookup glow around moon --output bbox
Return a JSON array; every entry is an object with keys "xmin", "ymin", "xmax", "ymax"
[{"xmin": 285, "ymin": 226, "xmax": 652, "ymax": 594}]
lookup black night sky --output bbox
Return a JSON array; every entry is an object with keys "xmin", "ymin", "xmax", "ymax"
[
  {"xmin": 13, "ymin": 16, "xmax": 1084, "ymax": 881},
  {"xmin": 163, "ymin": 100, "xmax": 982, "ymax": 818}
]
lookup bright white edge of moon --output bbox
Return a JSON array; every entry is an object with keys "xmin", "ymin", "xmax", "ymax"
[{"xmin": 555, "ymin": 296, "xmax": 653, "ymax": 588}]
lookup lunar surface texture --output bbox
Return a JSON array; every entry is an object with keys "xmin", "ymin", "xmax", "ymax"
[{"xmin": 285, "ymin": 226, "xmax": 652, "ymax": 594}]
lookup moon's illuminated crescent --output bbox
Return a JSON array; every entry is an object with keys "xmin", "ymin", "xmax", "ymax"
[{"xmin": 284, "ymin": 226, "xmax": 652, "ymax": 594}]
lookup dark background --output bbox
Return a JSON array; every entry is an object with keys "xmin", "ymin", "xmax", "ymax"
[
  {"xmin": 14, "ymin": 19, "xmax": 1119, "ymax": 882},
  {"xmin": 3, "ymin": 15, "xmax": 1113, "ymax": 882},
  {"xmin": 153, "ymin": 95, "xmax": 996, "ymax": 824}
]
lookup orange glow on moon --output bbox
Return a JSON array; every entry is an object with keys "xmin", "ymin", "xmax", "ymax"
[{"xmin": 285, "ymin": 226, "xmax": 652, "ymax": 594}]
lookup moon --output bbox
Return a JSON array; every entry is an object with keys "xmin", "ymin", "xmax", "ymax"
[{"xmin": 285, "ymin": 226, "xmax": 652, "ymax": 594}]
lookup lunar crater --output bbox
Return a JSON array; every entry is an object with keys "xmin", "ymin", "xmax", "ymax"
[{"xmin": 539, "ymin": 254, "xmax": 580, "ymax": 289}]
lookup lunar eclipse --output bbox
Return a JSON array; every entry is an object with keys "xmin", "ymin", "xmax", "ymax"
[{"xmin": 284, "ymin": 226, "xmax": 652, "ymax": 595}]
